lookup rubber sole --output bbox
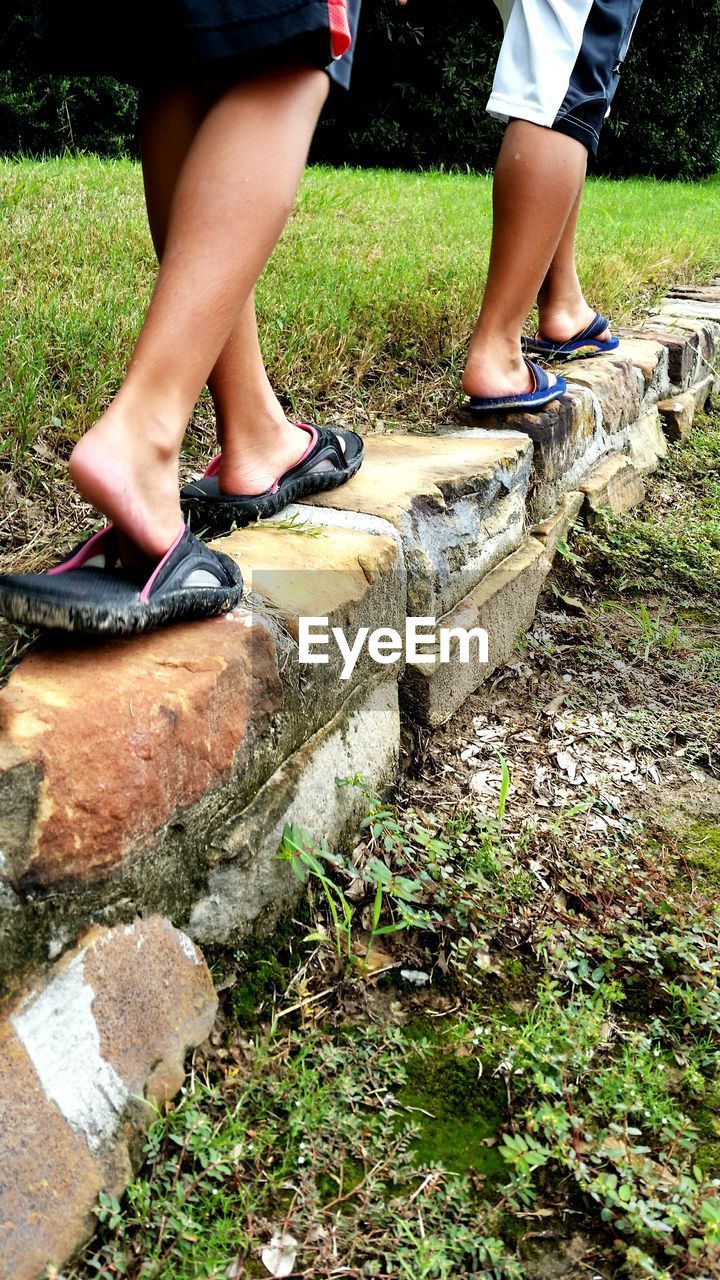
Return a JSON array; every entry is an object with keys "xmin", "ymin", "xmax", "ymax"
[
  {"xmin": 522, "ymin": 338, "xmax": 620, "ymax": 362},
  {"xmin": 181, "ymin": 451, "xmax": 364, "ymax": 535},
  {"xmin": 466, "ymin": 383, "xmax": 567, "ymax": 414},
  {"xmin": 0, "ymin": 563, "xmax": 243, "ymax": 636}
]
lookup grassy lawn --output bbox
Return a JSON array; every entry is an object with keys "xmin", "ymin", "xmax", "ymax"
[
  {"xmin": 1, "ymin": 158, "xmax": 718, "ymax": 497},
  {"xmin": 62, "ymin": 405, "xmax": 720, "ymax": 1280}
]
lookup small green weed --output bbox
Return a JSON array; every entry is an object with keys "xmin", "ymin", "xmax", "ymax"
[
  {"xmin": 578, "ymin": 407, "xmax": 720, "ymax": 600},
  {"xmin": 601, "ymin": 599, "xmax": 684, "ymax": 659},
  {"xmin": 278, "ymin": 814, "xmax": 438, "ymax": 968},
  {"xmin": 262, "ymin": 513, "xmax": 324, "ymax": 537}
]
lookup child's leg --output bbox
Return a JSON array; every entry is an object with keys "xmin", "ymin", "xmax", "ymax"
[
  {"xmin": 466, "ymin": 0, "xmax": 644, "ymax": 397},
  {"xmin": 69, "ymin": 65, "xmax": 328, "ymax": 560},
  {"xmin": 139, "ymin": 86, "xmax": 308, "ymax": 496},
  {"xmin": 209, "ymin": 297, "xmax": 313, "ymax": 495},
  {"xmin": 535, "ymin": 179, "xmax": 611, "ymax": 345},
  {"xmin": 462, "ymin": 120, "xmax": 587, "ymax": 400}
]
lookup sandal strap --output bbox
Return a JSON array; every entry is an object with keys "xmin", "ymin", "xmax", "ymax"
[
  {"xmin": 201, "ymin": 423, "xmax": 352, "ymax": 486},
  {"xmin": 575, "ymin": 312, "xmax": 610, "ymax": 344},
  {"xmin": 525, "ymin": 357, "xmax": 550, "ymax": 393},
  {"xmin": 49, "ymin": 525, "xmax": 120, "ymax": 576},
  {"xmin": 281, "ymin": 426, "xmax": 352, "ymax": 483},
  {"xmin": 141, "ymin": 527, "xmax": 239, "ymax": 600}
]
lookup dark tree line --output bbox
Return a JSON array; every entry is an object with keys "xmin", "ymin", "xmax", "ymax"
[{"xmin": 1, "ymin": 1, "xmax": 718, "ymax": 178}]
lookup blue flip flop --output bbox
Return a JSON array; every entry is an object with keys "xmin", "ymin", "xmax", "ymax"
[
  {"xmin": 522, "ymin": 312, "xmax": 620, "ymax": 360},
  {"xmin": 466, "ymin": 357, "xmax": 566, "ymax": 414}
]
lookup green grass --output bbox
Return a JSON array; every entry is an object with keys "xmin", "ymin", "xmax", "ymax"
[
  {"xmin": 63, "ymin": 783, "xmax": 720, "ymax": 1280},
  {"xmin": 580, "ymin": 412, "xmax": 720, "ymax": 600},
  {"xmin": 1, "ymin": 157, "xmax": 719, "ymax": 496},
  {"xmin": 67, "ymin": 1025, "xmax": 520, "ymax": 1280}
]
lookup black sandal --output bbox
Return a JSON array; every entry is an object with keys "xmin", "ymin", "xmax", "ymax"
[
  {"xmin": 0, "ymin": 524, "xmax": 243, "ymax": 635},
  {"xmin": 180, "ymin": 424, "xmax": 364, "ymax": 534}
]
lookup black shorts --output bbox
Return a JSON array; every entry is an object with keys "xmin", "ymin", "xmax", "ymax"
[{"xmin": 35, "ymin": 0, "xmax": 361, "ymax": 91}]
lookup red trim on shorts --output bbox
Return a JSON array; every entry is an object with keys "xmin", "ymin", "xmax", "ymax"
[{"xmin": 327, "ymin": 0, "xmax": 352, "ymax": 58}]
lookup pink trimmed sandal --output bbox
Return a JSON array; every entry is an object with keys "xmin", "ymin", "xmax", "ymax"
[
  {"xmin": 0, "ymin": 524, "xmax": 243, "ymax": 635},
  {"xmin": 180, "ymin": 423, "xmax": 364, "ymax": 533}
]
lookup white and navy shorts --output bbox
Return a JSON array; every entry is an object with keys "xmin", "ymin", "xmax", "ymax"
[{"xmin": 487, "ymin": 0, "xmax": 644, "ymax": 154}]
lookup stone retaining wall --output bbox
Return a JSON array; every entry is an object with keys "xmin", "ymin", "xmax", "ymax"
[{"xmin": 1, "ymin": 283, "xmax": 718, "ymax": 1279}]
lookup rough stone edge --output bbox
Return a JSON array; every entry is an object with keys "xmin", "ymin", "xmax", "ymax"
[
  {"xmin": 1, "ymin": 916, "xmax": 217, "ymax": 1280},
  {"xmin": 188, "ymin": 672, "xmax": 400, "ymax": 945},
  {"xmin": 401, "ymin": 536, "xmax": 552, "ymax": 728},
  {"xmin": 442, "ymin": 387, "xmax": 607, "ymax": 524},
  {"xmin": 0, "ymin": 669, "xmax": 397, "ymax": 1008}
]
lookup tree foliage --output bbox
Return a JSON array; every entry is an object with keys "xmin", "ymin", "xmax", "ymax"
[
  {"xmin": 0, "ymin": 6, "xmax": 137, "ymax": 155},
  {"xmin": 1, "ymin": 0, "xmax": 718, "ymax": 177}
]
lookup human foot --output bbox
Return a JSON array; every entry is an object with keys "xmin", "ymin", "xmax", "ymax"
[
  {"xmin": 69, "ymin": 409, "xmax": 184, "ymax": 563},
  {"xmin": 464, "ymin": 356, "xmax": 565, "ymax": 414},
  {"xmin": 535, "ymin": 300, "xmax": 611, "ymax": 346},
  {"xmin": 181, "ymin": 425, "xmax": 363, "ymax": 533},
  {"xmin": 463, "ymin": 346, "xmax": 561, "ymax": 401},
  {"xmin": 525, "ymin": 308, "xmax": 618, "ymax": 361},
  {"xmin": 216, "ymin": 420, "xmax": 316, "ymax": 496},
  {"xmin": 209, "ymin": 420, "xmax": 349, "ymax": 496}
]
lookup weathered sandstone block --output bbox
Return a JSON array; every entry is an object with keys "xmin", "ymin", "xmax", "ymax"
[
  {"xmin": 579, "ymin": 456, "xmax": 646, "ymax": 522},
  {"xmin": 692, "ymin": 374, "xmax": 714, "ymax": 414},
  {"xmin": 0, "ymin": 615, "xmax": 281, "ymax": 894},
  {"xmin": 221, "ymin": 517, "xmax": 407, "ymax": 692},
  {"xmin": 564, "ymin": 355, "xmax": 642, "ymax": 435},
  {"xmin": 0, "ymin": 917, "xmax": 216, "ymax": 1280},
  {"xmin": 189, "ymin": 674, "xmax": 400, "ymax": 944},
  {"xmin": 624, "ymin": 406, "xmax": 668, "ymax": 474},
  {"xmin": 304, "ymin": 433, "xmax": 533, "ymax": 616},
  {"xmin": 532, "ymin": 491, "xmax": 585, "ymax": 559},
  {"xmin": 614, "ymin": 334, "xmax": 670, "ymax": 402},
  {"xmin": 640, "ymin": 324, "xmax": 700, "ymax": 390},
  {"xmin": 402, "ymin": 537, "xmax": 551, "ymax": 728},
  {"xmin": 658, "ymin": 391, "xmax": 697, "ymax": 442},
  {"xmin": 443, "ymin": 386, "xmax": 605, "ymax": 523}
]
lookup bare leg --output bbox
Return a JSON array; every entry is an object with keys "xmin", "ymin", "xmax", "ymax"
[
  {"xmin": 139, "ymin": 86, "xmax": 309, "ymax": 497},
  {"xmin": 463, "ymin": 120, "xmax": 588, "ymax": 400},
  {"xmin": 209, "ymin": 298, "xmax": 313, "ymax": 496},
  {"xmin": 69, "ymin": 66, "xmax": 328, "ymax": 559},
  {"xmin": 535, "ymin": 179, "xmax": 611, "ymax": 345}
]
